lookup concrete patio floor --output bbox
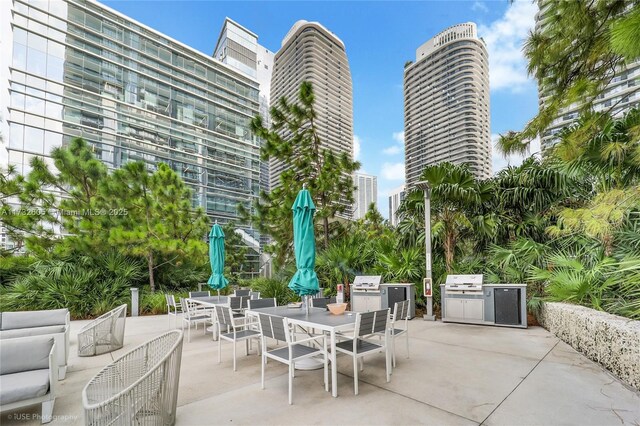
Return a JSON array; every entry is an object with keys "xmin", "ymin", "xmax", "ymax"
[{"xmin": 2, "ymin": 314, "xmax": 639, "ymax": 425}]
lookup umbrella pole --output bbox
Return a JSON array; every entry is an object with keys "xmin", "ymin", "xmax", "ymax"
[
  {"xmin": 305, "ymin": 295, "xmax": 310, "ymax": 316},
  {"xmin": 217, "ymin": 289, "xmax": 220, "ymax": 300}
]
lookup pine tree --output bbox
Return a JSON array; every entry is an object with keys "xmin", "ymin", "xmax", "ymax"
[{"xmin": 246, "ymin": 81, "xmax": 360, "ymax": 265}]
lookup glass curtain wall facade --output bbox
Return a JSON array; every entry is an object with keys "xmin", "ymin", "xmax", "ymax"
[{"xmin": 6, "ymin": 0, "xmax": 262, "ymax": 270}]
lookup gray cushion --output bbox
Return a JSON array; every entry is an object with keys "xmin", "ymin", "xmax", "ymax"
[
  {"xmin": 0, "ymin": 336, "xmax": 54, "ymax": 375},
  {"xmin": 0, "ymin": 325, "xmax": 66, "ymax": 339},
  {"xmin": 0, "ymin": 369, "xmax": 50, "ymax": 404},
  {"xmin": 1, "ymin": 309, "xmax": 68, "ymax": 330}
]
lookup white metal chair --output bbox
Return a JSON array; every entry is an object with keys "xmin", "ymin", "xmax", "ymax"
[
  {"xmin": 390, "ymin": 300, "xmax": 410, "ymax": 367},
  {"xmin": 77, "ymin": 304, "xmax": 127, "ymax": 357},
  {"xmin": 165, "ymin": 294, "xmax": 182, "ymax": 328},
  {"xmin": 179, "ymin": 297, "xmax": 212, "ymax": 342},
  {"xmin": 258, "ymin": 313, "xmax": 328, "ymax": 404},
  {"xmin": 234, "ymin": 289, "xmax": 251, "ymax": 297},
  {"xmin": 310, "ymin": 297, "xmax": 336, "ymax": 309},
  {"xmin": 215, "ymin": 305, "xmax": 261, "ymax": 371},
  {"xmin": 335, "ymin": 309, "xmax": 391, "ymax": 395},
  {"xmin": 250, "ymin": 291, "xmax": 261, "ymax": 300},
  {"xmin": 247, "ymin": 298, "xmax": 276, "ymax": 310},
  {"xmin": 229, "ymin": 296, "xmax": 250, "ymax": 318},
  {"xmin": 83, "ymin": 330, "xmax": 184, "ymax": 426},
  {"xmin": 189, "ymin": 291, "xmax": 211, "ymax": 298}
]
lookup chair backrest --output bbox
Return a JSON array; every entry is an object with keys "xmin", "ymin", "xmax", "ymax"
[
  {"xmin": 234, "ymin": 289, "xmax": 250, "ymax": 297},
  {"xmin": 311, "ymin": 297, "xmax": 336, "ymax": 308},
  {"xmin": 240, "ymin": 296, "xmax": 250, "ymax": 309},
  {"xmin": 356, "ymin": 309, "xmax": 389, "ymax": 337},
  {"xmin": 393, "ymin": 300, "xmax": 410, "ymax": 321},
  {"xmin": 180, "ymin": 298, "xmax": 198, "ymax": 318},
  {"xmin": 250, "ymin": 291, "xmax": 261, "ymax": 300},
  {"xmin": 229, "ymin": 296, "xmax": 242, "ymax": 310},
  {"xmin": 258, "ymin": 313, "xmax": 289, "ymax": 342},
  {"xmin": 189, "ymin": 291, "xmax": 210, "ymax": 298},
  {"xmin": 215, "ymin": 305, "xmax": 234, "ymax": 327},
  {"xmin": 248, "ymin": 298, "xmax": 276, "ymax": 310},
  {"xmin": 166, "ymin": 294, "xmax": 177, "ymax": 308}
]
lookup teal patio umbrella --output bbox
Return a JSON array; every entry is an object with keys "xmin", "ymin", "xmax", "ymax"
[
  {"xmin": 207, "ymin": 223, "xmax": 228, "ymax": 297},
  {"xmin": 288, "ymin": 187, "xmax": 320, "ymax": 314}
]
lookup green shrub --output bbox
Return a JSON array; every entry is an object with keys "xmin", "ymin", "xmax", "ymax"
[{"xmin": 248, "ymin": 277, "xmax": 297, "ymax": 305}]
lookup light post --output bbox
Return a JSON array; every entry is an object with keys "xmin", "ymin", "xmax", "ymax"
[{"xmin": 415, "ymin": 180, "xmax": 435, "ymax": 321}]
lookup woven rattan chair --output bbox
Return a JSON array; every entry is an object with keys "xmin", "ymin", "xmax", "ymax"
[
  {"xmin": 78, "ymin": 304, "xmax": 127, "ymax": 357},
  {"xmin": 82, "ymin": 330, "xmax": 184, "ymax": 426}
]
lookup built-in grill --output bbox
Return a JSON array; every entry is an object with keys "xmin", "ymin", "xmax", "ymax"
[
  {"xmin": 444, "ymin": 274, "xmax": 483, "ymax": 295},
  {"xmin": 351, "ymin": 275, "xmax": 383, "ymax": 292},
  {"xmin": 351, "ymin": 276, "xmax": 383, "ymax": 312}
]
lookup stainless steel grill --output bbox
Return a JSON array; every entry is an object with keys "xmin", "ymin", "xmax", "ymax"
[
  {"xmin": 444, "ymin": 274, "xmax": 483, "ymax": 295},
  {"xmin": 351, "ymin": 276, "xmax": 383, "ymax": 292}
]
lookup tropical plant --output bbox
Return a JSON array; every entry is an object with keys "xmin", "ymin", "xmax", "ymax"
[
  {"xmin": 248, "ymin": 277, "xmax": 297, "ymax": 305},
  {"xmin": 246, "ymin": 81, "xmax": 360, "ymax": 265}
]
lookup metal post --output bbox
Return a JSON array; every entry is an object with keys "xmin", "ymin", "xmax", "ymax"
[
  {"xmin": 130, "ymin": 287, "xmax": 139, "ymax": 317},
  {"xmin": 418, "ymin": 182, "xmax": 436, "ymax": 321}
]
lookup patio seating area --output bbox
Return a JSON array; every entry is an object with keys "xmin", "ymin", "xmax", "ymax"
[{"xmin": 1, "ymin": 313, "xmax": 638, "ymax": 425}]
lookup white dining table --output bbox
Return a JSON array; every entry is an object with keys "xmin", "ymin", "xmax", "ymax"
[{"xmin": 247, "ymin": 306, "xmax": 357, "ymax": 398}]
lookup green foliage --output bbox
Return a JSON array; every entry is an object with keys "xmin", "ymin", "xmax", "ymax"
[
  {"xmin": 0, "ymin": 252, "xmax": 143, "ymax": 318},
  {"xmin": 0, "ymin": 255, "xmax": 35, "ymax": 286},
  {"xmin": 248, "ymin": 277, "xmax": 297, "ymax": 305},
  {"xmin": 498, "ymin": 0, "xmax": 638, "ymax": 153},
  {"xmin": 246, "ymin": 81, "xmax": 360, "ymax": 265}
]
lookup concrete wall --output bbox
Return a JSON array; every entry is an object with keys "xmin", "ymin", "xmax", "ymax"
[{"xmin": 538, "ymin": 302, "xmax": 640, "ymax": 391}]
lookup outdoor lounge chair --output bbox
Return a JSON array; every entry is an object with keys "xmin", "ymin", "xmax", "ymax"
[
  {"xmin": 77, "ymin": 304, "xmax": 127, "ymax": 357},
  {"xmin": 82, "ymin": 330, "xmax": 183, "ymax": 426},
  {"xmin": 335, "ymin": 309, "xmax": 391, "ymax": 395},
  {"xmin": 258, "ymin": 313, "xmax": 328, "ymax": 404},
  {"xmin": 0, "ymin": 335, "xmax": 58, "ymax": 424},
  {"xmin": 215, "ymin": 305, "xmax": 260, "ymax": 371}
]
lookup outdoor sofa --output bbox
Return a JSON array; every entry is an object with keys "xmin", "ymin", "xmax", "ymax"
[
  {"xmin": 0, "ymin": 309, "xmax": 70, "ymax": 379},
  {"xmin": 0, "ymin": 335, "xmax": 58, "ymax": 423}
]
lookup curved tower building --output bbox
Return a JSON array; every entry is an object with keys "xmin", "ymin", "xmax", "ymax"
[
  {"xmin": 404, "ymin": 22, "xmax": 491, "ymax": 187},
  {"xmin": 270, "ymin": 20, "xmax": 353, "ymax": 191}
]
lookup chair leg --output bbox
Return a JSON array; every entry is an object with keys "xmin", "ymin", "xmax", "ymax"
[
  {"xmin": 353, "ymin": 355, "xmax": 359, "ymax": 395},
  {"xmin": 324, "ymin": 339, "xmax": 329, "ymax": 392},
  {"xmin": 261, "ymin": 352, "xmax": 266, "ymax": 390},
  {"xmin": 289, "ymin": 362, "xmax": 293, "ymax": 405},
  {"xmin": 385, "ymin": 346, "xmax": 391, "ymax": 383},
  {"xmin": 359, "ymin": 357, "xmax": 364, "ymax": 372},
  {"xmin": 41, "ymin": 399, "xmax": 54, "ymax": 424},
  {"xmin": 218, "ymin": 335, "xmax": 222, "ymax": 364},
  {"xmin": 406, "ymin": 330, "xmax": 410, "ymax": 359},
  {"xmin": 233, "ymin": 340, "xmax": 237, "ymax": 371},
  {"xmin": 392, "ymin": 335, "xmax": 397, "ymax": 368},
  {"xmin": 188, "ymin": 323, "xmax": 191, "ymax": 343}
]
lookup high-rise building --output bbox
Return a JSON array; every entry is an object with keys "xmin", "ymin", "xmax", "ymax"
[
  {"xmin": 270, "ymin": 20, "xmax": 353, "ymax": 193},
  {"xmin": 404, "ymin": 22, "xmax": 491, "ymax": 188},
  {"xmin": 352, "ymin": 172, "xmax": 377, "ymax": 220},
  {"xmin": 2, "ymin": 0, "xmax": 262, "ymax": 268},
  {"xmin": 213, "ymin": 17, "xmax": 274, "ymax": 194},
  {"xmin": 535, "ymin": 2, "xmax": 640, "ymax": 151},
  {"xmin": 388, "ymin": 185, "xmax": 406, "ymax": 227}
]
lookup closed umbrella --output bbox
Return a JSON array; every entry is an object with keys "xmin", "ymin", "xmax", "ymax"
[
  {"xmin": 288, "ymin": 187, "xmax": 319, "ymax": 314},
  {"xmin": 207, "ymin": 223, "xmax": 228, "ymax": 298}
]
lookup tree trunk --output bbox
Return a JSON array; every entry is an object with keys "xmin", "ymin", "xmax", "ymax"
[
  {"xmin": 323, "ymin": 216, "xmax": 330, "ymax": 249},
  {"xmin": 444, "ymin": 231, "xmax": 454, "ymax": 273},
  {"xmin": 148, "ymin": 251, "xmax": 155, "ymax": 293}
]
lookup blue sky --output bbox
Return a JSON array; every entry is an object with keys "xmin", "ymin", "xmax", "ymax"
[{"xmin": 104, "ymin": 0, "xmax": 541, "ymax": 218}]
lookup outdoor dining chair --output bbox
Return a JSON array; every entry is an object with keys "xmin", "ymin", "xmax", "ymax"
[
  {"xmin": 189, "ymin": 291, "xmax": 211, "ymax": 298},
  {"xmin": 335, "ymin": 309, "xmax": 391, "ymax": 395},
  {"xmin": 165, "ymin": 294, "xmax": 182, "ymax": 328},
  {"xmin": 250, "ymin": 291, "xmax": 261, "ymax": 300},
  {"xmin": 310, "ymin": 297, "xmax": 336, "ymax": 309},
  {"xmin": 179, "ymin": 297, "xmax": 213, "ymax": 343},
  {"xmin": 215, "ymin": 305, "xmax": 261, "ymax": 371},
  {"xmin": 389, "ymin": 300, "xmax": 410, "ymax": 367},
  {"xmin": 234, "ymin": 289, "xmax": 251, "ymax": 297},
  {"xmin": 258, "ymin": 313, "xmax": 328, "ymax": 404},
  {"xmin": 247, "ymin": 298, "xmax": 276, "ymax": 310},
  {"xmin": 229, "ymin": 296, "xmax": 250, "ymax": 318}
]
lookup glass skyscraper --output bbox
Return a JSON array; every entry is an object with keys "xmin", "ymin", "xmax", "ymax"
[{"xmin": 3, "ymin": 0, "xmax": 263, "ymax": 272}]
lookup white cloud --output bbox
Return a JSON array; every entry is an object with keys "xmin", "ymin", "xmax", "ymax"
[
  {"xmin": 491, "ymin": 133, "xmax": 541, "ymax": 173},
  {"xmin": 353, "ymin": 135, "xmax": 361, "ymax": 160},
  {"xmin": 380, "ymin": 162, "xmax": 405, "ymax": 180},
  {"xmin": 392, "ymin": 131, "xmax": 405, "ymax": 144},
  {"xmin": 472, "ymin": 0, "xmax": 488, "ymax": 13},
  {"xmin": 478, "ymin": 1, "xmax": 538, "ymax": 93},
  {"xmin": 383, "ymin": 145, "xmax": 402, "ymax": 155}
]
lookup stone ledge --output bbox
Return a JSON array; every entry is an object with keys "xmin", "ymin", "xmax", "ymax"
[{"xmin": 538, "ymin": 302, "xmax": 640, "ymax": 391}]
